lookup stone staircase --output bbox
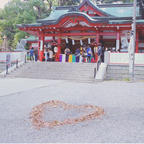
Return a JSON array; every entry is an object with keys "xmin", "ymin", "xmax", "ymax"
[
  {"xmin": 105, "ymin": 64, "xmax": 144, "ymax": 81},
  {"xmin": 0, "ymin": 63, "xmax": 6, "ymax": 73},
  {"xmin": 7, "ymin": 62, "xmax": 96, "ymax": 82}
]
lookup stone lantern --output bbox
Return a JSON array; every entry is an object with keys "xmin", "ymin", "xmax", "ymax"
[{"xmin": 2, "ymin": 35, "xmax": 8, "ymax": 51}]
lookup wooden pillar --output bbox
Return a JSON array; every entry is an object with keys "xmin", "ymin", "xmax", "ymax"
[
  {"xmin": 95, "ymin": 31, "xmax": 99, "ymax": 62},
  {"xmin": 55, "ymin": 37, "xmax": 61, "ymax": 62},
  {"xmin": 53, "ymin": 36, "xmax": 55, "ymax": 41},
  {"xmin": 39, "ymin": 33, "xmax": 44, "ymax": 61},
  {"xmin": 116, "ymin": 31, "xmax": 120, "ymax": 51},
  {"xmin": 39, "ymin": 32, "xmax": 45, "ymax": 61},
  {"xmin": 136, "ymin": 31, "xmax": 139, "ymax": 53},
  {"xmin": 38, "ymin": 38, "xmax": 40, "ymax": 61},
  {"xmin": 96, "ymin": 32, "xmax": 99, "ymax": 44}
]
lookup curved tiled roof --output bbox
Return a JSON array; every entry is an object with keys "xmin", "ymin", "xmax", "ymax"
[
  {"xmin": 26, "ymin": 36, "xmax": 38, "ymax": 42},
  {"xmin": 37, "ymin": 9, "xmax": 69, "ymax": 22},
  {"xmin": 19, "ymin": 12, "xmax": 107, "ymax": 28},
  {"xmin": 101, "ymin": 6, "xmax": 140, "ymax": 17},
  {"xmin": 17, "ymin": 0, "xmax": 144, "ymax": 29},
  {"xmin": 78, "ymin": 0, "xmax": 112, "ymax": 17}
]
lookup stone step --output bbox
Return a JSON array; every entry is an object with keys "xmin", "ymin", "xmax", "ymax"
[
  {"xmin": 134, "ymin": 71, "xmax": 144, "ymax": 75},
  {"xmin": 134, "ymin": 66, "xmax": 144, "ymax": 71},
  {"xmin": 107, "ymin": 65, "xmax": 129, "ymax": 70},
  {"xmin": 7, "ymin": 62, "xmax": 96, "ymax": 82},
  {"xmin": 10, "ymin": 69, "xmax": 94, "ymax": 74},
  {"xmin": 106, "ymin": 64, "xmax": 144, "ymax": 80},
  {"xmin": 9, "ymin": 75, "xmax": 94, "ymax": 79},
  {"xmin": 106, "ymin": 73, "xmax": 129, "ymax": 78},
  {"xmin": 0, "ymin": 63, "xmax": 6, "ymax": 71},
  {"xmin": 107, "ymin": 70, "xmax": 144, "ymax": 75},
  {"xmin": 9, "ymin": 76, "xmax": 94, "ymax": 82},
  {"xmin": 19, "ymin": 67, "xmax": 95, "ymax": 70},
  {"xmin": 107, "ymin": 70, "xmax": 129, "ymax": 74}
]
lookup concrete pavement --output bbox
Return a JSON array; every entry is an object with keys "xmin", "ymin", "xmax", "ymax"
[{"xmin": 0, "ymin": 78, "xmax": 144, "ymax": 143}]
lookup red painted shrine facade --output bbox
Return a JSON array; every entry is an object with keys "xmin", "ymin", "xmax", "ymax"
[{"xmin": 17, "ymin": 0, "xmax": 144, "ymax": 62}]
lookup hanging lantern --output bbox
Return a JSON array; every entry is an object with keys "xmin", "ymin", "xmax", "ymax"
[
  {"xmin": 88, "ymin": 38, "xmax": 91, "ymax": 44},
  {"xmin": 54, "ymin": 46, "xmax": 58, "ymax": 53},
  {"xmin": 65, "ymin": 38, "xmax": 68, "ymax": 43},
  {"xmin": 72, "ymin": 39, "xmax": 75, "ymax": 45},
  {"xmin": 80, "ymin": 40, "xmax": 83, "ymax": 46}
]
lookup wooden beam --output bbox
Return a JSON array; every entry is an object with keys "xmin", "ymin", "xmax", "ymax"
[{"xmin": 44, "ymin": 32, "xmax": 117, "ymax": 37}]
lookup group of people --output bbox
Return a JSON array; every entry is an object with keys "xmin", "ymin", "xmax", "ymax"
[
  {"xmin": 29, "ymin": 47, "xmax": 55, "ymax": 62},
  {"xmin": 64, "ymin": 43, "xmax": 104, "ymax": 63},
  {"xmin": 29, "ymin": 47, "xmax": 38, "ymax": 62},
  {"xmin": 29, "ymin": 43, "xmax": 104, "ymax": 63},
  {"xmin": 44, "ymin": 48, "xmax": 54, "ymax": 61}
]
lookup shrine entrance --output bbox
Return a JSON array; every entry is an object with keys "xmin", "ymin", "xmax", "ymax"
[{"xmin": 18, "ymin": 0, "xmax": 140, "ymax": 63}]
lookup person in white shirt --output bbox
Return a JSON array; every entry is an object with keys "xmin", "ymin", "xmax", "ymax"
[
  {"xmin": 64, "ymin": 47, "xmax": 71, "ymax": 62},
  {"xmin": 44, "ymin": 49, "xmax": 48, "ymax": 61},
  {"xmin": 48, "ymin": 49, "xmax": 53, "ymax": 61}
]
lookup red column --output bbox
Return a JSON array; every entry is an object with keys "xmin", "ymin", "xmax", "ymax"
[
  {"xmin": 136, "ymin": 31, "xmax": 139, "ymax": 53},
  {"xmin": 39, "ymin": 32, "xmax": 45, "ymax": 61},
  {"xmin": 95, "ymin": 32, "xmax": 99, "ymax": 62},
  {"xmin": 55, "ymin": 37, "xmax": 61, "ymax": 62},
  {"xmin": 96, "ymin": 32, "xmax": 99, "ymax": 44},
  {"xmin": 38, "ymin": 38, "xmax": 40, "ymax": 61}
]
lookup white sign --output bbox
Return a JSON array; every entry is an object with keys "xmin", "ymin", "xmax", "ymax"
[
  {"xmin": 121, "ymin": 36, "xmax": 129, "ymax": 49},
  {"xmin": 40, "ymin": 40, "xmax": 43, "ymax": 51},
  {"xmin": 54, "ymin": 47, "xmax": 58, "ymax": 53},
  {"xmin": 32, "ymin": 43, "xmax": 38, "ymax": 48}
]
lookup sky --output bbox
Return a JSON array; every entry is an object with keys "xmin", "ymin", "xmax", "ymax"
[{"xmin": 0, "ymin": 0, "xmax": 10, "ymax": 9}]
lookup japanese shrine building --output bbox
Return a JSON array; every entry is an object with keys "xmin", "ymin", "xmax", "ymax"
[{"xmin": 17, "ymin": 0, "xmax": 144, "ymax": 62}]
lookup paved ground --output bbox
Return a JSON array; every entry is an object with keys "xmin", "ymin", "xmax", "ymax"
[{"xmin": 0, "ymin": 78, "xmax": 144, "ymax": 143}]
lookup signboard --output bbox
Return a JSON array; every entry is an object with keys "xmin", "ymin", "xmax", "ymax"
[
  {"xmin": 121, "ymin": 36, "xmax": 129, "ymax": 49},
  {"xmin": 54, "ymin": 47, "xmax": 58, "ymax": 53},
  {"xmin": 32, "ymin": 43, "xmax": 38, "ymax": 48},
  {"xmin": 40, "ymin": 40, "xmax": 43, "ymax": 51}
]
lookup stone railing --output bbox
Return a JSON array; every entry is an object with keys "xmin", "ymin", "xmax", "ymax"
[
  {"xmin": 0, "ymin": 51, "xmax": 27, "ymax": 77},
  {"xmin": 104, "ymin": 51, "xmax": 144, "ymax": 66}
]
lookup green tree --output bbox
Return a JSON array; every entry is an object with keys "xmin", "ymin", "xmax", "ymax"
[
  {"xmin": 102, "ymin": 0, "xmax": 133, "ymax": 3},
  {"xmin": 0, "ymin": 0, "xmax": 50, "ymax": 49},
  {"xmin": 0, "ymin": 28, "xmax": 3, "ymax": 47},
  {"xmin": 44, "ymin": 0, "xmax": 58, "ymax": 11},
  {"xmin": 58, "ymin": 0, "xmax": 80, "ymax": 6}
]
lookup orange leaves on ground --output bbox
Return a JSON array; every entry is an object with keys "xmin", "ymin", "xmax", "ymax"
[{"xmin": 30, "ymin": 100, "xmax": 104, "ymax": 129}]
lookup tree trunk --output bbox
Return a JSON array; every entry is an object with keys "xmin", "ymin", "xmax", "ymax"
[{"xmin": 37, "ymin": 7, "xmax": 41, "ymax": 18}]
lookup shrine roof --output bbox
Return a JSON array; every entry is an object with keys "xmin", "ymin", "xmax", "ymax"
[
  {"xmin": 17, "ymin": 0, "xmax": 144, "ymax": 29},
  {"xmin": 37, "ymin": 9, "xmax": 69, "ymax": 22},
  {"xmin": 101, "ymin": 6, "xmax": 140, "ymax": 17},
  {"xmin": 17, "ymin": 23, "xmax": 42, "ymax": 28},
  {"xmin": 136, "ymin": 19, "xmax": 144, "ymax": 24},
  {"xmin": 41, "ymin": 11, "xmax": 107, "ymax": 25},
  {"xmin": 109, "ymin": 19, "xmax": 144, "ymax": 24},
  {"xmin": 26, "ymin": 36, "xmax": 38, "ymax": 42},
  {"xmin": 37, "ymin": 1, "xmax": 140, "ymax": 23},
  {"xmin": 78, "ymin": 0, "xmax": 112, "ymax": 16}
]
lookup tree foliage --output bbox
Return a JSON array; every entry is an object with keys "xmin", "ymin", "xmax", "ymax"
[
  {"xmin": 58, "ymin": 0, "xmax": 80, "ymax": 6},
  {"xmin": 0, "ymin": 0, "xmax": 50, "ymax": 49},
  {"xmin": 102, "ymin": 0, "xmax": 133, "ymax": 3}
]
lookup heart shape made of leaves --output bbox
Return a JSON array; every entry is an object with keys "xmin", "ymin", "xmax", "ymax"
[{"xmin": 30, "ymin": 100, "xmax": 104, "ymax": 129}]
